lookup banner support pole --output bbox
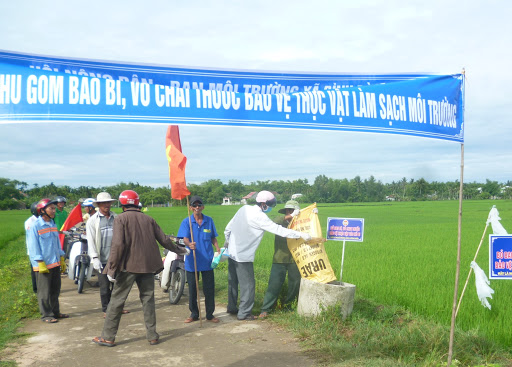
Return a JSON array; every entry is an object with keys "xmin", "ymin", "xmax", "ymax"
[
  {"xmin": 447, "ymin": 142, "xmax": 464, "ymax": 366},
  {"xmin": 187, "ymin": 195, "xmax": 203, "ymax": 327}
]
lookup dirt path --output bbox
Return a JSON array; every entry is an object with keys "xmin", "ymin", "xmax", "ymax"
[{"xmin": 3, "ymin": 275, "xmax": 315, "ymax": 367}]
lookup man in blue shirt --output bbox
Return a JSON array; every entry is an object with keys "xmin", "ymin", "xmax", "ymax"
[
  {"xmin": 28, "ymin": 198, "xmax": 68, "ymax": 323},
  {"xmin": 178, "ymin": 195, "xmax": 220, "ymax": 323}
]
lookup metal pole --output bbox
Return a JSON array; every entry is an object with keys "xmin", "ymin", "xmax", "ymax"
[
  {"xmin": 447, "ymin": 143, "xmax": 464, "ymax": 366},
  {"xmin": 340, "ymin": 240, "xmax": 346, "ymax": 283}
]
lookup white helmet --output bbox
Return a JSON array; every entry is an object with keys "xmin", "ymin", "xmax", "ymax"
[
  {"xmin": 81, "ymin": 198, "xmax": 95, "ymax": 208},
  {"xmin": 256, "ymin": 190, "xmax": 277, "ymax": 209}
]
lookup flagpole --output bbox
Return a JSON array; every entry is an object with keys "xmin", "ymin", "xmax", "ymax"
[
  {"xmin": 455, "ymin": 221, "xmax": 489, "ymax": 317},
  {"xmin": 447, "ymin": 142, "xmax": 464, "ymax": 366},
  {"xmin": 187, "ymin": 195, "xmax": 203, "ymax": 327}
]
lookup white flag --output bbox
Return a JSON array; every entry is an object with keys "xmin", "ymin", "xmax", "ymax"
[
  {"xmin": 487, "ymin": 205, "xmax": 508, "ymax": 235},
  {"xmin": 470, "ymin": 261, "xmax": 494, "ymax": 310}
]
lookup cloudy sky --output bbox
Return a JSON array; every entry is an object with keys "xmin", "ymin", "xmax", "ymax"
[{"xmin": 0, "ymin": 0, "xmax": 510, "ymax": 188}]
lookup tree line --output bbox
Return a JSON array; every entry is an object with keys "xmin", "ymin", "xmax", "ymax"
[{"xmin": 1, "ymin": 176, "xmax": 511, "ymax": 210}]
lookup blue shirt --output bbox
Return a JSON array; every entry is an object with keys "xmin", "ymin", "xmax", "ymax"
[
  {"xmin": 27, "ymin": 216, "xmax": 65, "ymax": 270},
  {"xmin": 178, "ymin": 214, "xmax": 218, "ymax": 272}
]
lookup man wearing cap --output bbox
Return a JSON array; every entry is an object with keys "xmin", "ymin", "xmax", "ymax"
[
  {"xmin": 178, "ymin": 195, "xmax": 220, "ymax": 323},
  {"xmin": 259, "ymin": 200, "xmax": 302, "ymax": 318},
  {"xmin": 86, "ymin": 192, "xmax": 124, "ymax": 317},
  {"xmin": 224, "ymin": 191, "xmax": 311, "ymax": 320}
]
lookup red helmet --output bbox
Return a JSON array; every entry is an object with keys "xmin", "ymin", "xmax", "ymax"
[
  {"xmin": 36, "ymin": 198, "xmax": 57, "ymax": 215},
  {"xmin": 119, "ymin": 190, "xmax": 139, "ymax": 206}
]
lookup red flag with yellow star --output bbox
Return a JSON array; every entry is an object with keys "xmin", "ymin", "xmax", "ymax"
[{"xmin": 166, "ymin": 125, "xmax": 190, "ymax": 200}]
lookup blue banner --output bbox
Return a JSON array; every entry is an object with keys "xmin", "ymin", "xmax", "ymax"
[{"xmin": 0, "ymin": 50, "xmax": 464, "ymax": 142}]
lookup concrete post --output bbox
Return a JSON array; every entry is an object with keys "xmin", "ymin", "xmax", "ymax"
[{"xmin": 297, "ymin": 278, "xmax": 356, "ymax": 320}]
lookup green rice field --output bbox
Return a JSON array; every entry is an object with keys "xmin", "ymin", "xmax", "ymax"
[{"xmin": 3, "ymin": 200, "xmax": 512, "ymax": 349}]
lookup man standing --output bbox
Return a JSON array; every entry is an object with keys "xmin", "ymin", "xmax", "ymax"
[
  {"xmin": 93, "ymin": 190, "xmax": 189, "ymax": 347},
  {"xmin": 86, "ymin": 192, "xmax": 122, "ymax": 318},
  {"xmin": 259, "ymin": 200, "xmax": 302, "ymax": 318},
  {"xmin": 224, "ymin": 191, "xmax": 311, "ymax": 320},
  {"xmin": 25, "ymin": 202, "xmax": 40, "ymax": 294},
  {"xmin": 54, "ymin": 196, "xmax": 68, "ymax": 230},
  {"xmin": 27, "ymin": 198, "xmax": 69, "ymax": 323},
  {"xmin": 178, "ymin": 195, "xmax": 220, "ymax": 324}
]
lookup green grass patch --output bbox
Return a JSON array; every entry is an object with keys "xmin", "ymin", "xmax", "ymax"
[
  {"xmin": 0, "ymin": 236, "xmax": 39, "ymax": 355},
  {"xmin": 270, "ymin": 297, "xmax": 512, "ymax": 366}
]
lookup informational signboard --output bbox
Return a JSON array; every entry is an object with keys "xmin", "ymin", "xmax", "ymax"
[
  {"xmin": 327, "ymin": 217, "xmax": 364, "ymax": 242},
  {"xmin": 489, "ymin": 235, "xmax": 512, "ymax": 279}
]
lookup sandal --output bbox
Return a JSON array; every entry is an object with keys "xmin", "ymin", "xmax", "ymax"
[
  {"xmin": 55, "ymin": 313, "xmax": 69, "ymax": 319},
  {"xmin": 207, "ymin": 317, "xmax": 220, "ymax": 323},
  {"xmin": 42, "ymin": 317, "xmax": 58, "ymax": 323},
  {"xmin": 92, "ymin": 336, "xmax": 116, "ymax": 347},
  {"xmin": 184, "ymin": 317, "xmax": 199, "ymax": 323},
  {"xmin": 121, "ymin": 310, "xmax": 130, "ymax": 314}
]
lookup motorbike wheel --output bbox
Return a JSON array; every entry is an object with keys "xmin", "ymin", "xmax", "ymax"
[
  {"xmin": 169, "ymin": 268, "xmax": 186, "ymax": 304},
  {"xmin": 77, "ymin": 263, "xmax": 86, "ymax": 294}
]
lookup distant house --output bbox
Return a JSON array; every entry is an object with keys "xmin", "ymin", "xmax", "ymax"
[
  {"xmin": 385, "ymin": 195, "xmax": 396, "ymax": 201},
  {"xmin": 291, "ymin": 193, "xmax": 303, "ymax": 200},
  {"xmin": 241, "ymin": 191, "xmax": 258, "ymax": 205}
]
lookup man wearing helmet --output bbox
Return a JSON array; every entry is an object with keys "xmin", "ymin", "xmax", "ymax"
[
  {"xmin": 54, "ymin": 196, "xmax": 68, "ymax": 231},
  {"xmin": 86, "ymin": 192, "xmax": 121, "ymax": 318},
  {"xmin": 93, "ymin": 190, "xmax": 189, "ymax": 347},
  {"xmin": 224, "ymin": 191, "xmax": 311, "ymax": 320},
  {"xmin": 81, "ymin": 198, "xmax": 96, "ymax": 223},
  {"xmin": 25, "ymin": 202, "xmax": 40, "ymax": 294},
  {"xmin": 259, "ymin": 200, "xmax": 303, "ymax": 318},
  {"xmin": 27, "ymin": 198, "xmax": 68, "ymax": 323}
]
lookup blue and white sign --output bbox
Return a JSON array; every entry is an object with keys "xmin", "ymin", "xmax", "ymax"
[
  {"xmin": 489, "ymin": 235, "xmax": 512, "ymax": 279},
  {"xmin": 0, "ymin": 50, "xmax": 464, "ymax": 142},
  {"xmin": 327, "ymin": 217, "xmax": 364, "ymax": 242}
]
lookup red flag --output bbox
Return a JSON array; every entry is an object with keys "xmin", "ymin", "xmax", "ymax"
[
  {"xmin": 59, "ymin": 203, "xmax": 83, "ymax": 249},
  {"xmin": 166, "ymin": 125, "xmax": 191, "ymax": 200}
]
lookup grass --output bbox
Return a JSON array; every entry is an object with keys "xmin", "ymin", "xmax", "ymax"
[
  {"xmin": 270, "ymin": 298, "xmax": 511, "ymax": 366},
  {"xmin": 2, "ymin": 201, "xmax": 512, "ymax": 366}
]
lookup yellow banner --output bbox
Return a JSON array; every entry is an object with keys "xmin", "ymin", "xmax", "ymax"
[{"xmin": 287, "ymin": 203, "xmax": 336, "ymax": 283}]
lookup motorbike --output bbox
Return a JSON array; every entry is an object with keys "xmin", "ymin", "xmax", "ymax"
[
  {"xmin": 159, "ymin": 236, "xmax": 187, "ymax": 304},
  {"xmin": 67, "ymin": 224, "xmax": 94, "ymax": 293}
]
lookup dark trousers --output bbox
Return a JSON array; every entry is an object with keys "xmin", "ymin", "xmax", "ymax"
[
  {"xmin": 98, "ymin": 271, "xmax": 114, "ymax": 312},
  {"xmin": 29, "ymin": 260, "xmax": 37, "ymax": 293},
  {"xmin": 186, "ymin": 270, "xmax": 215, "ymax": 320},
  {"xmin": 261, "ymin": 262, "xmax": 301, "ymax": 313},
  {"xmin": 102, "ymin": 272, "xmax": 158, "ymax": 342},
  {"xmin": 36, "ymin": 267, "xmax": 61, "ymax": 319}
]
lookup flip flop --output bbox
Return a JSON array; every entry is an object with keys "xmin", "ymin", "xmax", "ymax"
[
  {"xmin": 92, "ymin": 336, "xmax": 116, "ymax": 347},
  {"xmin": 42, "ymin": 317, "xmax": 58, "ymax": 323},
  {"xmin": 55, "ymin": 313, "xmax": 69, "ymax": 319}
]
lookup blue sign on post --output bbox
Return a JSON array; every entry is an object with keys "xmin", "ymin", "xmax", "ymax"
[
  {"xmin": 489, "ymin": 235, "xmax": 512, "ymax": 280},
  {"xmin": 327, "ymin": 217, "xmax": 364, "ymax": 242}
]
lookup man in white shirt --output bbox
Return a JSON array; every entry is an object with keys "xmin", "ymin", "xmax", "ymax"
[
  {"xmin": 224, "ymin": 191, "xmax": 311, "ymax": 320},
  {"xmin": 86, "ymin": 192, "xmax": 126, "ymax": 317}
]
